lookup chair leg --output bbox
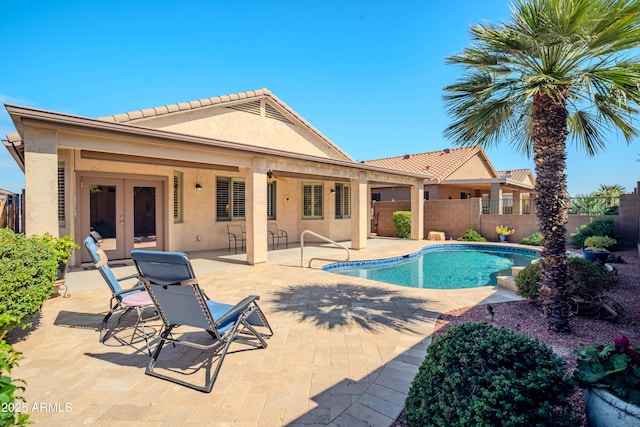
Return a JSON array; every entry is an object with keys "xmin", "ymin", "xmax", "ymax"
[
  {"xmin": 129, "ymin": 305, "xmax": 153, "ymax": 356},
  {"xmin": 100, "ymin": 303, "xmax": 121, "ymax": 342}
]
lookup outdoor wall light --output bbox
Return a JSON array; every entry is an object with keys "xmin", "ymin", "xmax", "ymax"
[
  {"xmin": 330, "ymin": 188, "xmax": 336, "ymax": 194},
  {"xmin": 195, "ymin": 183, "xmax": 202, "ymax": 191}
]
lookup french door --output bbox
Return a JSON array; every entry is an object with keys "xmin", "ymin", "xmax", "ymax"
[{"xmin": 80, "ymin": 176, "xmax": 164, "ymax": 261}]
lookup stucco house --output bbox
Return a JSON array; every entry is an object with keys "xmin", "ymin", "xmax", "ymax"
[
  {"xmin": 3, "ymin": 89, "xmax": 430, "ymax": 266},
  {"xmin": 362, "ymin": 146, "xmax": 535, "ymax": 213}
]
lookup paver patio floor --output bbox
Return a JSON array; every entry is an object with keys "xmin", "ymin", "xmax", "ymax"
[{"xmin": 8, "ymin": 239, "xmax": 522, "ymax": 426}]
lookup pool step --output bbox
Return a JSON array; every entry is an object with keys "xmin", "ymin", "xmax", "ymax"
[{"xmin": 497, "ymin": 266, "xmax": 526, "ymax": 292}]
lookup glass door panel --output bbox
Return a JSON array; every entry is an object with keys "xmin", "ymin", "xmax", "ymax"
[
  {"xmin": 133, "ymin": 186, "xmax": 157, "ymax": 249},
  {"xmin": 90, "ymin": 184, "xmax": 118, "ymax": 251}
]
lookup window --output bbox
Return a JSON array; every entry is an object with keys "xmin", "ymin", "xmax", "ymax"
[
  {"xmin": 335, "ymin": 183, "xmax": 351, "ymax": 219},
  {"xmin": 217, "ymin": 177, "xmax": 246, "ymax": 221},
  {"xmin": 173, "ymin": 171, "xmax": 183, "ymax": 223},
  {"xmin": 267, "ymin": 182, "xmax": 276, "ymax": 220},
  {"xmin": 302, "ymin": 183, "xmax": 323, "ymax": 219},
  {"xmin": 58, "ymin": 162, "xmax": 65, "ymax": 227},
  {"xmin": 372, "ymin": 193, "xmax": 381, "ymax": 202},
  {"xmin": 424, "ymin": 191, "xmax": 429, "ymax": 200}
]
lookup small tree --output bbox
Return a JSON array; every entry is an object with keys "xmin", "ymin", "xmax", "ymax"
[{"xmin": 392, "ymin": 211, "xmax": 411, "ymax": 239}]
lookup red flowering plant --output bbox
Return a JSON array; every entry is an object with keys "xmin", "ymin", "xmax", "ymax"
[{"xmin": 573, "ymin": 336, "xmax": 640, "ymax": 404}]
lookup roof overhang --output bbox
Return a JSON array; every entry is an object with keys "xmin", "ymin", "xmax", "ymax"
[
  {"xmin": 1, "ymin": 132, "xmax": 25, "ymax": 172},
  {"xmin": 441, "ymin": 177, "xmax": 535, "ymax": 191},
  {"xmin": 4, "ymin": 104, "xmax": 433, "ymax": 185}
]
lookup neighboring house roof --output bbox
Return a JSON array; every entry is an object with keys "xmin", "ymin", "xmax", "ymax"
[
  {"xmin": 497, "ymin": 168, "xmax": 535, "ymax": 185},
  {"xmin": 362, "ymin": 146, "xmax": 498, "ymax": 183},
  {"xmin": 97, "ymin": 88, "xmax": 354, "ymax": 162}
]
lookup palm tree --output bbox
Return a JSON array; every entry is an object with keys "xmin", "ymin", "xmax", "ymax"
[
  {"xmin": 595, "ymin": 183, "xmax": 626, "ymax": 208},
  {"xmin": 443, "ymin": 0, "xmax": 640, "ymax": 332}
]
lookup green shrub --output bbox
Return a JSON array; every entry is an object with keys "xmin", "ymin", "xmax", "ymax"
[
  {"xmin": 392, "ymin": 211, "xmax": 411, "ymax": 239},
  {"xmin": 520, "ymin": 231, "xmax": 543, "ymax": 246},
  {"xmin": 570, "ymin": 218, "xmax": 617, "ymax": 248},
  {"xmin": 405, "ymin": 323, "xmax": 574, "ymax": 427},
  {"xmin": 0, "ymin": 229, "xmax": 57, "ymax": 337},
  {"xmin": 515, "ymin": 260, "xmax": 542, "ymax": 299},
  {"xmin": 583, "ymin": 235, "xmax": 617, "ymax": 251},
  {"xmin": 516, "ymin": 256, "xmax": 615, "ymax": 300},
  {"xmin": 457, "ymin": 229, "xmax": 487, "ymax": 242},
  {"xmin": 0, "ymin": 341, "xmax": 30, "ymax": 426}
]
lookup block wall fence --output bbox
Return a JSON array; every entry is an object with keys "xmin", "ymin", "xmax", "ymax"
[{"xmin": 372, "ymin": 183, "xmax": 640, "ymax": 248}]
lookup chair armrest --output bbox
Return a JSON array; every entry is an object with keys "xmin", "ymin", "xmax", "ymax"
[{"xmin": 214, "ymin": 295, "xmax": 260, "ymax": 327}]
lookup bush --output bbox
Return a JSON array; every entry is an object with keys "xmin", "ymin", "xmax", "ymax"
[
  {"xmin": 0, "ymin": 229, "xmax": 57, "ymax": 337},
  {"xmin": 583, "ymin": 235, "xmax": 616, "ymax": 251},
  {"xmin": 405, "ymin": 323, "xmax": 574, "ymax": 427},
  {"xmin": 457, "ymin": 229, "xmax": 487, "ymax": 242},
  {"xmin": 392, "ymin": 211, "xmax": 411, "ymax": 239},
  {"xmin": 514, "ymin": 260, "xmax": 542, "ymax": 299},
  {"xmin": 520, "ymin": 231, "xmax": 543, "ymax": 246},
  {"xmin": 0, "ymin": 341, "xmax": 30, "ymax": 426},
  {"xmin": 570, "ymin": 218, "xmax": 617, "ymax": 248},
  {"xmin": 515, "ymin": 256, "xmax": 618, "ymax": 320}
]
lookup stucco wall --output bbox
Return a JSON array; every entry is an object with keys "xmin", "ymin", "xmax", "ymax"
[
  {"xmin": 138, "ymin": 107, "xmax": 342, "ymax": 159},
  {"xmin": 447, "ymin": 155, "xmax": 494, "ymax": 180}
]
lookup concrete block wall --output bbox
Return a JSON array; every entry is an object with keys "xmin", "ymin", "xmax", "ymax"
[
  {"xmin": 372, "ymin": 194, "xmax": 637, "ymax": 246},
  {"xmin": 424, "ymin": 199, "xmax": 481, "ymax": 241},
  {"xmin": 371, "ymin": 201, "xmax": 411, "ymax": 237}
]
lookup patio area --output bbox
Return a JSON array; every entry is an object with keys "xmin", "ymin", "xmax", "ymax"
[{"xmin": 8, "ymin": 238, "xmax": 522, "ymax": 426}]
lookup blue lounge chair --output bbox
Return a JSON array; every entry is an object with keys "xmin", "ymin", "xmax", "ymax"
[
  {"xmin": 83, "ymin": 236, "xmax": 156, "ymax": 354},
  {"xmin": 130, "ymin": 250, "xmax": 273, "ymax": 393}
]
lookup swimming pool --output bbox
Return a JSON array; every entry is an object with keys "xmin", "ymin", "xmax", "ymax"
[{"xmin": 323, "ymin": 244, "xmax": 540, "ymax": 289}]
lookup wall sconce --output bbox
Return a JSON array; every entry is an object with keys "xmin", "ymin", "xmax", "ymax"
[
  {"xmin": 195, "ymin": 183, "xmax": 202, "ymax": 191},
  {"xmin": 330, "ymin": 188, "xmax": 336, "ymax": 194}
]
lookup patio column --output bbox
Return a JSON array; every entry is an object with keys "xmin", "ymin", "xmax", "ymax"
[
  {"xmin": 350, "ymin": 173, "xmax": 368, "ymax": 249},
  {"xmin": 23, "ymin": 127, "xmax": 59, "ymax": 237},
  {"xmin": 410, "ymin": 179, "xmax": 424, "ymax": 240},
  {"xmin": 512, "ymin": 190, "xmax": 522, "ymax": 214},
  {"xmin": 245, "ymin": 158, "xmax": 268, "ymax": 265},
  {"xmin": 490, "ymin": 182, "xmax": 503, "ymax": 214}
]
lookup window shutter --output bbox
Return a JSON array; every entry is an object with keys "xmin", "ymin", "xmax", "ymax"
[{"xmin": 216, "ymin": 178, "xmax": 231, "ymax": 220}]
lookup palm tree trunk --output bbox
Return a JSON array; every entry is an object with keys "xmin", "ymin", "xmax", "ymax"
[{"xmin": 532, "ymin": 92, "xmax": 570, "ymax": 332}]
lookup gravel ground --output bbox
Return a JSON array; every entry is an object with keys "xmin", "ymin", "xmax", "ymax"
[{"xmin": 393, "ymin": 247, "xmax": 640, "ymax": 426}]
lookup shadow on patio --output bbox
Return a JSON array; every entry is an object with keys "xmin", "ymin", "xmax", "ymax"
[{"xmin": 268, "ymin": 282, "xmax": 440, "ymax": 333}]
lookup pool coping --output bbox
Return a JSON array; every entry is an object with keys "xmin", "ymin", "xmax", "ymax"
[{"xmin": 322, "ymin": 242, "xmax": 542, "ymax": 273}]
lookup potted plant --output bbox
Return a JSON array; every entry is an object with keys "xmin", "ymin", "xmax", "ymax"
[
  {"xmin": 582, "ymin": 235, "xmax": 616, "ymax": 263},
  {"xmin": 574, "ymin": 336, "xmax": 640, "ymax": 426},
  {"xmin": 495, "ymin": 225, "xmax": 515, "ymax": 242},
  {"xmin": 41, "ymin": 233, "xmax": 80, "ymax": 296}
]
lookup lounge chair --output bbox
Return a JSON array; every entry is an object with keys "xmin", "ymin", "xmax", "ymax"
[
  {"xmin": 226, "ymin": 224, "xmax": 246, "ymax": 254},
  {"xmin": 267, "ymin": 223, "xmax": 288, "ymax": 250},
  {"xmin": 83, "ymin": 236, "xmax": 156, "ymax": 354},
  {"xmin": 130, "ymin": 250, "xmax": 273, "ymax": 393}
]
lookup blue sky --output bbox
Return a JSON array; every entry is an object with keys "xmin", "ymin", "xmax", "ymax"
[{"xmin": 1, "ymin": 0, "xmax": 638, "ymax": 195}]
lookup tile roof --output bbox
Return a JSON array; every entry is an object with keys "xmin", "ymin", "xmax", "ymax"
[
  {"xmin": 362, "ymin": 146, "xmax": 494, "ymax": 182},
  {"xmin": 497, "ymin": 168, "xmax": 533, "ymax": 184},
  {"xmin": 97, "ymin": 88, "xmax": 354, "ymax": 161}
]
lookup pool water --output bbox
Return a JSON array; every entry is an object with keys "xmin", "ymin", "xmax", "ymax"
[{"xmin": 324, "ymin": 244, "xmax": 540, "ymax": 289}]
